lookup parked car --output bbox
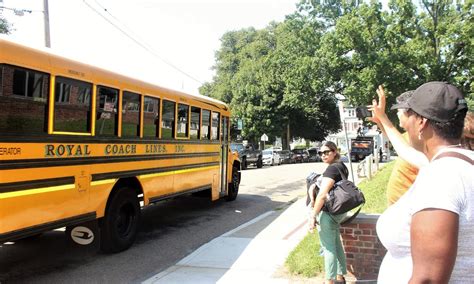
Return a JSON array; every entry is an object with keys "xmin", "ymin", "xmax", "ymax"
[
  {"xmin": 230, "ymin": 142, "xmax": 262, "ymax": 170},
  {"xmin": 277, "ymin": 150, "xmax": 292, "ymax": 164},
  {"xmin": 262, "ymin": 149, "xmax": 281, "ymax": 166},
  {"xmin": 291, "ymin": 149, "xmax": 309, "ymax": 163},
  {"xmin": 307, "ymin": 147, "xmax": 321, "ymax": 162},
  {"xmin": 302, "ymin": 150, "xmax": 310, "ymax": 162}
]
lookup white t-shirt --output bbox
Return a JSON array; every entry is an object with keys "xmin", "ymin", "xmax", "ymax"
[{"xmin": 377, "ymin": 148, "xmax": 474, "ymax": 283}]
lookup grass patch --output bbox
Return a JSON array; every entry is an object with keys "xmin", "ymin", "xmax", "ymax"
[
  {"xmin": 358, "ymin": 160, "xmax": 394, "ymax": 214},
  {"xmin": 286, "ymin": 231, "xmax": 324, "ymax": 277},
  {"xmin": 285, "ymin": 161, "xmax": 395, "ymax": 276}
]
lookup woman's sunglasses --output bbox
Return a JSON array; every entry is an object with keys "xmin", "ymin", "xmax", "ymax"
[{"xmin": 318, "ymin": 150, "xmax": 333, "ymax": 156}]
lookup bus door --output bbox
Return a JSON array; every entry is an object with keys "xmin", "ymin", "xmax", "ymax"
[{"xmin": 220, "ymin": 116, "xmax": 229, "ymax": 195}]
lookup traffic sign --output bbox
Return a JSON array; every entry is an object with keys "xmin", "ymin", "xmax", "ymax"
[{"xmin": 261, "ymin": 133, "xmax": 268, "ymax": 142}]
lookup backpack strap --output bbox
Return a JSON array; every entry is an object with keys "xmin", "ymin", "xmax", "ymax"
[
  {"xmin": 333, "ymin": 162, "xmax": 349, "ymax": 181},
  {"xmin": 340, "ymin": 206, "xmax": 363, "ymax": 225},
  {"xmin": 433, "ymin": 151, "xmax": 473, "ymax": 165}
]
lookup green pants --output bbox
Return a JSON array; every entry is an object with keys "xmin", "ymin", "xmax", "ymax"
[{"xmin": 317, "ymin": 211, "xmax": 347, "ymax": 280}]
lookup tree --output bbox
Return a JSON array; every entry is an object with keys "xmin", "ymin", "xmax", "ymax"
[
  {"xmin": 202, "ymin": 0, "xmax": 472, "ymax": 145},
  {"xmin": 0, "ymin": 15, "xmax": 13, "ymax": 34},
  {"xmin": 200, "ymin": 18, "xmax": 340, "ymax": 146},
  {"xmin": 298, "ymin": 0, "xmax": 473, "ymax": 110}
]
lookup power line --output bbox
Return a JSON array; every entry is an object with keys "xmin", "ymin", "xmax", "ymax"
[
  {"xmin": 0, "ymin": 5, "xmax": 32, "ymax": 16},
  {"xmin": 82, "ymin": 0, "xmax": 203, "ymax": 85}
]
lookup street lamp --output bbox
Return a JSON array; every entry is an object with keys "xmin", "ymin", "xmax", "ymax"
[{"xmin": 335, "ymin": 94, "xmax": 355, "ymax": 183}]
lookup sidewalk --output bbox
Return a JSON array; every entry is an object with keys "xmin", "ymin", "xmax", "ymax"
[
  {"xmin": 142, "ymin": 197, "xmax": 312, "ymax": 284},
  {"xmin": 143, "ymin": 161, "xmax": 386, "ymax": 284}
]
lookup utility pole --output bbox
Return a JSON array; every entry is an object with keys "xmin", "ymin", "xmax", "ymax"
[
  {"xmin": 336, "ymin": 95, "xmax": 355, "ymax": 183},
  {"xmin": 43, "ymin": 0, "xmax": 50, "ymax": 47}
]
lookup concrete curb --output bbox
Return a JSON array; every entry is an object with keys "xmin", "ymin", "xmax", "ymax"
[{"xmin": 142, "ymin": 198, "xmax": 308, "ymax": 284}]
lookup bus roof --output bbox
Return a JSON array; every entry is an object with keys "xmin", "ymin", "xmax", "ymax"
[{"xmin": 0, "ymin": 36, "xmax": 229, "ymax": 112}]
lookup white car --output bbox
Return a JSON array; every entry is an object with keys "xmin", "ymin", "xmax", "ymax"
[{"xmin": 262, "ymin": 149, "xmax": 281, "ymax": 166}]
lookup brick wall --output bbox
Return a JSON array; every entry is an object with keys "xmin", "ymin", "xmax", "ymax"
[{"xmin": 340, "ymin": 213, "xmax": 386, "ymax": 281}]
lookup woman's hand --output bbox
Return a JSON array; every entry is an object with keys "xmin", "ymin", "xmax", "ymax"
[
  {"xmin": 368, "ymin": 85, "xmax": 429, "ymax": 168},
  {"xmin": 308, "ymin": 211, "xmax": 318, "ymax": 232},
  {"xmin": 368, "ymin": 85, "xmax": 389, "ymax": 125}
]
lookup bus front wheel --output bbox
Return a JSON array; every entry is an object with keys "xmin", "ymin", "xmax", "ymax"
[
  {"xmin": 227, "ymin": 166, "xmax": 240, "ymax": 201},
  {"xmin": 100, "ymin": 187, "xmax": 140, "ymax": 253}
]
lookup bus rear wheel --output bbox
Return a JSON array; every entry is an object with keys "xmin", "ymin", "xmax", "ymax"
[
  {"xmin": 100, "ymin": 187, "xmax": 140, "ymax": 253},
  {"xmin": 241, "ymin": 158, "xmax": 247, "ymax": 170},
  {"xmin": 227, "ymin": 166, "xmax": 240, "ymax": 201}
]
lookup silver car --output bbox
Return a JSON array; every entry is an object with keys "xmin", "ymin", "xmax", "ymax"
[{"xmin": 262, "ymin": 149, "xmax": 281, "ymax": 166}]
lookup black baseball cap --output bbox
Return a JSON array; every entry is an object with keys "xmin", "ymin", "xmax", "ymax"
[
  {"xmin": 393, "ymin": 82, "xmax": 468, "ymax": 122},
  {"xmin": 390, "ymin": 90, "xmax": 414, "ymax": 110}
]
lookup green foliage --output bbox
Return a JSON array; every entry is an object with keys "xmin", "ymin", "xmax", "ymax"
[
  {"xmin": 285, "ymin": 231, "xmax": 324, "ymax": 277},
  {"xmin": 200, "ymin": 17, "xmax": 341, "ymax": 145},
  {"xmin": 0, "ymin": 16, "xmax": 13, "ymax": 34},
  {"xmin": 300, "ymin": 0, "xmax": 473, "ymax": 110},
  {"xmin": 202, "ymin": 0, "xmax": 473, "ymax": 143}
]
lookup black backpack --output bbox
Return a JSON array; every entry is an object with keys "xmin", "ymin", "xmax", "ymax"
[
  {"xmin": 306, "ymin": 163, "xmax": 365, "ymax": 225},
  {"xmin": 326, "ymin": 162, "xmax": 365, "ymax": 224},
  {"xmin": 305, "ymin": 172, "xmax": 321, "ymax": 206}
]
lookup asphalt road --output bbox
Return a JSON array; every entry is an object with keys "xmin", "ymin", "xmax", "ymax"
[{"xmin": 0, "ymin": 161, "xmax": 358, "ymax": 283}]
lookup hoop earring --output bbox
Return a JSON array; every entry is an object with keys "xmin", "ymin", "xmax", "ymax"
[{"xmin": 418, "ymin": 131, "xmax": 423, "ymax": 140}]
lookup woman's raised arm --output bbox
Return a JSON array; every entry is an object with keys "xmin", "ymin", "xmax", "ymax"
[{"xmin": 369, "ymin": 85, "xmax": 428, "ymax": 169}]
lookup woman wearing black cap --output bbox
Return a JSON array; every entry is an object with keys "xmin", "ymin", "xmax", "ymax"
[{"xmin": 370, "ymin": 82, "xmax": 473, "ymax": 283}]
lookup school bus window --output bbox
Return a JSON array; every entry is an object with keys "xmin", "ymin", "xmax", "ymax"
[
  {"xmin": 54, "ymin": 76, "xmax": 92, "ymax": 133},
  {"xmin": 211, "ymin": 112, "xmax": 220, "ymax": 140},
  {"xmin": 96, "ymin": 86, "xmax": 119, "ymax": 136},
  {"xmin": 12, "ymin": 68, "xmax": 48, "ymax": 100},
  {"xmin": 190, "ymin": 106, "xmax": 200, "ymax": 139},
  {"xmin": 143, "ymin": 96, "xmax": 160, "ymax": 138},
  {"xmin": 177, "ymin": 103, "xmax": 189, "ymax": 138},
  {"xmin": 201, "ymin": 109, "xmax": 211, "ymax": 140},
  {"xmin": 161, "ymin": 100, "xmax": 175, "ymax": 139},
  {"xmin": 221, "ymin": 116, "xmax": 229, "ymax": 141},
  {"xmin": 0, "ymin": 64, "xmax": 49, "ymax": 135},
  {"xmin": 122, "ymin": 91, "xmax": 141, "ymax": 137}
]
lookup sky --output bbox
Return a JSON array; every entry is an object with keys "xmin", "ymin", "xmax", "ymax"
[{"xmin": 1, "ymin": 0, "xmax": 299, "ymax": 96}]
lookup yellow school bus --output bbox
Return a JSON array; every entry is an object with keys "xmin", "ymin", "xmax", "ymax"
[{"xmin": 0, "ymin": 38, "xmax": 241, "ymax": 253}]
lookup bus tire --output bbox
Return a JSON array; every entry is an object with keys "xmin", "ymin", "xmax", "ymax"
[
  {"xmin": 227, "ymin": 166, "xmax": 240, "ymax": 201},
  {"xmin": 100, "ymin": 188, "xmax": 140, "ymax": 253},
  {"xmin": 241, "ymin": 158, "xmax": 247, "ymax": 170}
]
